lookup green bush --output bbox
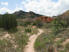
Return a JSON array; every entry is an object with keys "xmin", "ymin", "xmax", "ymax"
[
  {"xmin": 65, "ymin": 43, "xmax": 69, "ymax": 51},
  {"xmin": 25, "ymin": 28, "xmax": 31, "ymax": 33},
  {"xmin": 32, "ymin": 20, "xmax": 43, "ymax": 28},
  {"xmin": 34, "ymin": 33, "xmax": 51, "ymax": 52}
]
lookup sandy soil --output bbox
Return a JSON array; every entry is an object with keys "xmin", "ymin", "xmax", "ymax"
[
  {"xmin": 24, "ymin": 29, "xmax": 43, "ymax": 52},
  {"xmin": 62, "ymin": 39, "xmax": 69, "ymax": 45},
  {"xmin": 0, "ymin": 32, "xmax": 11, "ymax": 40}
]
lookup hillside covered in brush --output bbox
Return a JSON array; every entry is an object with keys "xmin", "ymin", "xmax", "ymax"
[
  {"xmin": 53, "ymin": 10, "xmax": 69, "ymax": 28},
  {"xmin": 13, "ymin": 10, "xmax": 43, "ymax": 19},
  {"xmin": 56, "ymin": 10, "xmax": 69, "ymax": 23}
]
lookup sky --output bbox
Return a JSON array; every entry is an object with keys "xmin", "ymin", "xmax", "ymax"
[{"xmin": 0, "ymin": 0, "xmax": 69, "ymax": 16}]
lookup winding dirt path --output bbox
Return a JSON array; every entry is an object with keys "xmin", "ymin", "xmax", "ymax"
[{"xmin": 24, "ymin": 29, "xmax": 43, "ymax": 52}]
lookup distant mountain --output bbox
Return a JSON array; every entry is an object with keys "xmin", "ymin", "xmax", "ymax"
[
  {"xmin": 0, "ymin": 10, "xmax": 53, "ymax": 22},
  {"xmin": 14, "ymin": 10, "xmax": 54, "ymax": 22},
  {"xmin": 13, "ymin": 10, "xmax": 43, "ymax": 19}
]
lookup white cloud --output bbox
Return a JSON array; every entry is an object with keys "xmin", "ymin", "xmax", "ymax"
[
  {"xmin": 1, "ymin": 2, "xmax": 8, "ymax": 6},
  {"xmin": 0, "ymin": 7, "xmax": 12, "ymax": 14},
  {"xmin": 0, "ymin": 7, "xmax": 23, "ymax": 14},
  {"xmin": 21, "ymin": 0, "xmax": 69, "ymax": 16},
  {"xmin": 0, "ymin": 0, "xmax": 69, "ymax": 16}
]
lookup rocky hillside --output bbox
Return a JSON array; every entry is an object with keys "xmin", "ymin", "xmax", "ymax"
[
  {"xmin": 56, "ymin": 10, "xmax": 69, "ymax": 20},
  {"xmin": 53, "ymin": 10, "xmax": 69, "ymax": 26},
  {"xmin": 13, "ymin": 10, "xmax": 43, "ymax": 19},
  {"xmin": 14, "ymin": 10, "xmax": 54, "ymax": 22}
]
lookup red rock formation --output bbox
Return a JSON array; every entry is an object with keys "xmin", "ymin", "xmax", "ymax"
[
  {"xmin": 34, "ymin": 16, "xmax": 53, "ymax": 23},
  {"xmin": 47, "ymin": 17, "xmax": 53, "ymax": 22}
]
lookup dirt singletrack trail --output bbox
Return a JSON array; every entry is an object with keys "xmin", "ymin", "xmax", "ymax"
[{"xmin": 24, "ymin": 29, "xmax": 43, "ymax": 52}]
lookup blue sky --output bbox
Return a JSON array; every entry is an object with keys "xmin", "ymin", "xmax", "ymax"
[
  {"xmin": 0, "ymin": 0, "xmax": 22, "ymax": 11},
  {"xmin": 0, "ymin": 0, "xmax": 69, "ymax": 16},
  {"xmin": 52, "ymin": 0, "xmax": 58, "ymax": 2}
]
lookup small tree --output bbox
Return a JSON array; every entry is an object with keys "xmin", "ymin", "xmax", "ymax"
[
  {"xmin": 2, "ymin": 14, "xmax": 17, "ymax": 30},
  {"xmin": 0, "ymin": 15, "xmax": 3, "ymax": 27}
]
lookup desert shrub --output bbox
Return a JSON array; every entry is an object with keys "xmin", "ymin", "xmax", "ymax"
[
  {"xmin": 56, "ymin": 38, "xmax": 65, "ymax": 49},
  {"xmin": 65, "ymin": 43, "xmax": 69, "ymax": 51},
  {"xmin": 8, "ymin": 27, "xmax": 17, "ymax": 33},
  {"xmin": 31, "ymin": 28, "xmax": 38, "ymax": 34},
  {"xmin": 59, "ymin": 50, "xmax": 66, "ymax": 52},
  {"xmin": 14, "ymin": 32, "xmax": 28, "ymax": 49},
  {"xmin": 51, "ymin": 19, "xmax": 66, "ymax": 36},
  {"xmin": 0, "ymin": 29, "xmax": 28, "ymax": 52},
  {"xmin": 17, "ymin": 22, "xmax": 24, "ymax": 26},
  {"xmin": 24, "ymin": 25, "xmax": 38, "ymax": 35},
  {"xmin": 0, "ymin": 39, "xmax": 16, "ymax": 52},
  {"xmin": 34, "ymin": 33, "xmax": 52, "ymax": 52},
  {"xmin": 32, "ymin": 20, "xmax": 43, "ymax": 28},
  {"xmin": 18, "ymin": 21, "xmax": 32, "ymax": 27},
  {"xmin": 25, "ymin": 28, "xmax": 31, "ymax": 33}
]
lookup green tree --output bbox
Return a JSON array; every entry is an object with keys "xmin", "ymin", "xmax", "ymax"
[
  {"xmin": 0, "ymin": 15, "xmax": 3, "ymax": 27},
  {"xmin": 2, "ymin": 14, "xmax": 17, "ymax": 30}
]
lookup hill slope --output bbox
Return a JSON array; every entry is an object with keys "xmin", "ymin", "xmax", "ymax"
[{"xmin": 13, "ymin": 10, "xmax": 43, "ymax": 19}]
